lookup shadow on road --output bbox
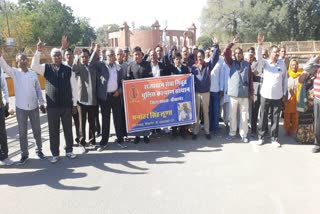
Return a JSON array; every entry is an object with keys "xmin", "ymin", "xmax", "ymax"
[{"xmin": 0, "ymin": 132, "xmax": 223, "ymax": 191}]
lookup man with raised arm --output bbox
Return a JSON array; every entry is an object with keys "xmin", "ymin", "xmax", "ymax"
[
  {"xmin": 31, "ymin": 37, "xmax": 78, "ymax": 163},
  {"xmin": 224, "ymin": 37, "xmax": 253, "ymax": 143},
  {"xmin": 0, "ymin": 50, "xmax": 46, "ymax": 165},
  {"xmin": 256, "ymin": 34, "xmax": 288, "ymax": 148}
]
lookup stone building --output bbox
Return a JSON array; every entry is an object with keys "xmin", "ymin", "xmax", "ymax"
[{"xmin": 106, "ymin": 20, "xmax": 197, "ymax": 51}]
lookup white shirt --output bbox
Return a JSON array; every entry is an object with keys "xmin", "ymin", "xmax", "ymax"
[
  {"xmin": 0, "ymin": 68, "xmax": 9, "ymax": 105},
  {"xmin": 0, "ymin": 56, "xmax": 44, "ymax": 110},
  {"xmin": 210, "ymin": 57, "xmax": 224, "ymax": 93},
  {"xmin": 151, "ymin": 62, "xmax": 160, "ymax": 77},
  {"xmin": 257, "ymin": 46, "xmax": 288, "ymax": 100},
  {"xmin": 106, "ymin": 63, "xmax": 118, "ymax": 92},
  {"xmin": 31, "ymin": 51, "xmax": 78, "ymax": 106},
  {"xmin": 220, "ymin": 62, "xmax": 231, "ymax": 105}
]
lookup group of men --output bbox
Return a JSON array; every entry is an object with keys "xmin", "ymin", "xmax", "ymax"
[{"xmin": 1, "ymin": 33, "xmax": 320, "ymax": 166}]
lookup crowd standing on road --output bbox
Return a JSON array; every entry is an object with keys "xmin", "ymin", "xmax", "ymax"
[{"xmin": 1, "ymin": 33, "xmax": 320, "ymax": 166}]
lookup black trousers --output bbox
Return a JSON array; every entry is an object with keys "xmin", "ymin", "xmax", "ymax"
[
  {"xmin": 0, "ymin": 107, "xmax": 8, "ymax": 161},
  {"xmin": 77, "ymin": 103, "xmax": 96, "ymax": 146},
  {"xmin": 95, "ymin": 105, "xmax": 101, "ymax": 134},
  {"xmin": 120, "ymin": 99, "xmax": 127, "ymax": 137},
  {"xmin": 314, "ymin": 98, "xmax": 320, "ymax": 146},
  {"xmin": 99, "ymin": 95, "xmax": 124, "ymax": 145},
  {"xmin": 72, "ymin": 111, "xmax": 80, "ymax": 143},
  {"xmin": 258, "ymin": 97, "xmax": 282, "ymax": 141},
  {"xmin": 47, "ymin": 107, "xmax": 74, "ymax": 156},
  {"xmin": 251, "ymin": 83, "xmax": 261, "ymax": 133}
]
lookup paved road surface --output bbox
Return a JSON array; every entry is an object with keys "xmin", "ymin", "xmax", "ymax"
[{"xmin": 1, "ymin": 95, "xmax": 320, "ymax": 214}]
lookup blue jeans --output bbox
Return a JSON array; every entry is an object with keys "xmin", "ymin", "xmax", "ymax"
[{"xmin": 209, "ymin": 92, "xmax": 220, "ymax": 132}]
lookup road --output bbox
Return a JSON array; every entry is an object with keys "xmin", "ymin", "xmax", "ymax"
[{"xmin": 1, "ymin": 95, "xmax": 320, "ymax": 214}]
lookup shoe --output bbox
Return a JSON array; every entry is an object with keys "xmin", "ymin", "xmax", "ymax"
[
  {"xmin": 256, "ymin": 139, "xmax": 264, "ymax": 145},
  {"xmin": 143, "ymin": 136, "xmax": 150, "ymax": 144},
  {"xmin": 79, "ymin": 145, "xmax": 87, "ymax": 154},
  {"xmin": 66, "ymin": 152, "xmax": 77, "ymax": 159},
  {"xmin": 242, "ymin": 137, "xmax": 249, "ymax": 143},
  {"xmin": 226, "ymin": 134, "xmax": 236, "ymax": 140},
  {"xmin": 51, "ymin": 156, "xmax": 60, "ymax": 164},
  {"xmin": 96, "ymin": 131, "xmax": 101, "ymax": 137},
  {"xmin": 163, "ymin": 128, "xmax": 170, "ymax": 134},
  {"xmin": 74, "ymin": 138, "xmax": 80, "ymax": 147},
  {"xmin": 271, "ymin": 141, "xmax": 281, "ymax": 148},
  {"xmin": 117, "ymin": 142, "xmax": 128, "ymax": 149},
  {"xmin": 213, "ymin": 130, "xmax": 222, "ymax": 138},
  {"xmin": 1, "ymin": 158, "xmax": 14, "ymax": 166},
  {"xmin": 250, "ymin": 132, "xmax": 257, "ymax": 138},
  {"xmin": 18, "ymin": 156, "xmax": 29, "ymax": 165},
  {"xmin": 36, "ymin": 151, "xmax": 46, "ymax": 160},
  {"xmin": 311, "ymin": 145, "xmax": 320, "ymax": 153},
  {"xmin": 116, "ymin": 139, "xmax": 127, "ymax": 149},
  {"xmin": 97, "ymin": 144, "xmax": 107, "ymax": 152},
  {"xmin": 172, "ymin": 130, "xmax": 178, "ymax": 137},
  {"xmin": 206, "ymin": 134, "xmax": 211, "ymax": 140},
  {"xmin": 134, "ymin": 136, "xmax": 140, "ymax": 144},
  {"xmin": 192, "ymin": 134, "xmax": 197, "ymax": 140}
]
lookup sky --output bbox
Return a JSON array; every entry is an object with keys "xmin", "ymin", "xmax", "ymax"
[{"xmin": 9, "ymin": 0, "xmax": 208, "ymax": 34}]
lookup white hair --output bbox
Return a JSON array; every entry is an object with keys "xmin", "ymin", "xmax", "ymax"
[
  {"xmin": 50, "ymin": 48, "xmax": 62, "ymax": 57},
  {"xmin": 115, "ymin": 47, "xmax": 123, "ymax": 53}
]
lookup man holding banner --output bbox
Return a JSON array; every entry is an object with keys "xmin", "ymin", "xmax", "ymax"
[
  {"xmin": 90, "ymin": 48, "xmax": 126, "ymax": 151},
  {"xmin": 127, "ymin": 46, "xmax": 153, "ymax": 144},
  {"xmin": 123, "ymin": 45, "xmax": 197, "ymax": 143}
]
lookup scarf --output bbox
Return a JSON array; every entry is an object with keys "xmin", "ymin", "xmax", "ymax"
[
  {"xmin": 288, "ymin": 67, "xmax": 303, "ymax": 78},
  {"xmin": 288, "ymin": 67, "xmax": 303, "ymax": 101}
]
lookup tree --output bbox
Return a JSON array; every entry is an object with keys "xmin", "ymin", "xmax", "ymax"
[
  {"xmin": 285, "ymin": 0, "xmax": 320, "ymax": 40},
  {"xmin": 197, "ymin": 35, "xmax": 213, "ymax": 49},
  {"xmin": 199, "ymin": 0, "xmax": 320, "ymax": 43},
  {"xmin": 96, "ymin": 24, "xmax": 119, "ymax": 46},
  {"xmin": 28, "ymin": 0, "xmax": 81, "ymax": 46},
  {"xmin": 200, "ymin": 0, "xmax": 245, "ymax": 43},
  {"xmin": 138, "ymin": 25, "xmax": 152, "ymax": 30},
  {"xmin": 77, "ymin": 17, "xmax": 96, "ymax": 46}
]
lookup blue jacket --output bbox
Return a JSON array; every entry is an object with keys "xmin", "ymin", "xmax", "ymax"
[{"xmin": 191, "ymin": 64, "xmax": 211, "ymax": 93}]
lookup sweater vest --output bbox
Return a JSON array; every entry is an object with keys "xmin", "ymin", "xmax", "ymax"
[
  {"xmin": 44, "ymin": 64, "xmax": 72, "ymax": 108},
  {"xmin": 228, "ymin": 60, "xmax": 250, "ymax": 98}
]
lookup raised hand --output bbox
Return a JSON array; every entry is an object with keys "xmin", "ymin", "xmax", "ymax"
[
  {"xmin": 232, "ymin": 37, "xmax": 239, "ymax": 44},
  {"xmin": 74, "ymin": 47, "xmax": 81, "ymax": 56},
  {"xmin": 213, "ymin": 36, "xmax": 219, "ymax": 44},
  {"xmin": 257, "ymin": 33, "xmax": 264, "ymax": 45},
  {"xmin": 61, "ymin": 35, "xmax": 69, "ymax": 50},
  {"xmin": 37, "ymin": 38, "xmax": 46, "ymax": 52},
  {"xmin": 94, "ymin": 43, "xmax": 100, "ymax": 53}
]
